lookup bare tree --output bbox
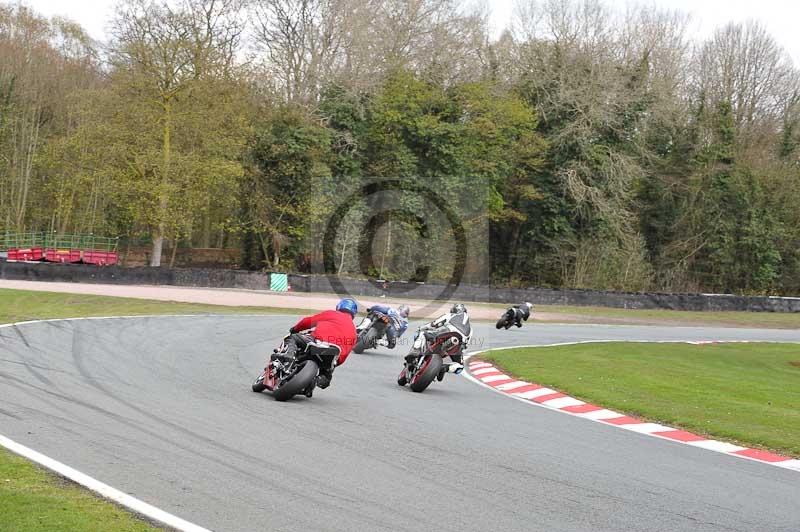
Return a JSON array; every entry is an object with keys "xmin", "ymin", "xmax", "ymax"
[
  {"xmin": 696, "ymin": 21, "xmax": 799, "ymax": 150},
  {"xmin": 251, "ymin": 0, "xmax": 490, "ymax": 105},
  {"xmin": 375, "ymin": 0, "xmax": 488, "ymax": 85},
  {"xmin": 251, "ymin": 0, "xmax": 366, "ymax": 104}
]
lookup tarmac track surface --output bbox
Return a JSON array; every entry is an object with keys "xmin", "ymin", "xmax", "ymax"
[{"xmin": 0, "ymin": 315, "xmax": 799, "ymax": 532}]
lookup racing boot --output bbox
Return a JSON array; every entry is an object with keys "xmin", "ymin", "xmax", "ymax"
[
  {"xmin": 441, "ymin": 362, "xmax": 464, "ymax": 376},
  {"xmin": 316, "ymin": 367, "xmax": 333, "ymax": 389},
  {"xmin": 272, "ymin": 340, "xmax": 297, "ymax": 364}
]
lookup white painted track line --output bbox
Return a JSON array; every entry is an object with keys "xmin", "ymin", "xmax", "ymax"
[
  {"xmin": 687, "ymin": 440, "xmax": 748, "ymax": 453},
  {"xmin": 0, "ymin": 434, "xmax": 212, "ymax": 532},
  {"xmin": 542, "ymin": 397, "xmax": 585, "ymax": 409},
  {"xmin": 0, "ymin": 316, "xmax": 215, "ymax": 532},
  {"xmin": 513, "ymin": 388, "xmax": 555, "ymax": 400},
  {"xmin": 576, "ymin": 409, "xmax": 623, "ymax": 421},
  {"xmin": 481, "ymin": 374, "xmax": 511, "ymax": 383}
]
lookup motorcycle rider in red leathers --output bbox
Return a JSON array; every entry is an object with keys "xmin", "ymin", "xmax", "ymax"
[{"xmin": 276, "ymin": 298, "xmax": 359, "ymax": 390}]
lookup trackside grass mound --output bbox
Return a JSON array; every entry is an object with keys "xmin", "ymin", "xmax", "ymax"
[
  {"xmin": 483, "ymin": 342, "xmax": 800, "ymax": 456},
  {"xmin": 538, "ymin": 305, "xmax": 800, "ymax": 329},
  {"xmin": 0, "ymin": 448, "xmax": 163, "ymax": 532},
  {"xmin": 0, "ymin": 287, "xmax": 312, "ymax": 323}
]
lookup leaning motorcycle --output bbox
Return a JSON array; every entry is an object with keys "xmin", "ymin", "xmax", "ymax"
[
  {"xmin": 353, "ymin": 309, "xmax": 390, "ymax": 354},
  {"xmin": 397, "ymin": 330, "xmax": 464, "ymax": 393},
  {"xmin": 496, "ymin": 308, "xmax": 516, "ymax": 329},
  {"xmin": 251, "ymin": 336, "xmax": 339, "ymax": 401}
]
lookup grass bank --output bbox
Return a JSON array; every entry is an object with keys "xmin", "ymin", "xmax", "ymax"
[
  {"xmin": 0, "ymin": 449, "xmax": 163, "ymax": 531},
  {"xmin": 538, "ymin": 304, "xmax": 800, "ymax": 329},
  {"xmin": 0, "ymin": 287, "xmax": 311, "ymax": 323},
  {"xmin": 483, "ymin": 342, "xmax": 800, "ymax": 456}
]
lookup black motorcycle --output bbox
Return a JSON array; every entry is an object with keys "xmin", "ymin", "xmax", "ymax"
[
  {"xmin": 251, "ymin": 336, "xmax": 340, "ymax": 401},
  {"xmin": 496, "ymin": 308, "xmax": 517, "ymax": 329},
  {"xmin": 353, "ymin": 309, "xmax": 391, "ymax": 354}
]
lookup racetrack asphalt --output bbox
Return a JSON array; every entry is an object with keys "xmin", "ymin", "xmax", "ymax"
[{"xmin": 1, "ymin": 315, "xmax": 799, "ymax": 532}]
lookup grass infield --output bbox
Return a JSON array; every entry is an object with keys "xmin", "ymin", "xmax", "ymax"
[
  {"xmin": 540, "ymin": 304, "xmax": 800, "ymax": 329},
  {"xmin": 0, "ymin": 449, "xmax": 163, "ymax": 531},
  {"xmin": 0, "ymin": 288, "xmax": 314, "ymax": 324},
  {"xmin": 484, "ymin": 342, "xmax": 800, "ymax": 457}
]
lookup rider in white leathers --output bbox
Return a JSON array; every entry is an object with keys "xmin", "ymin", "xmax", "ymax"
[{"xmin": 405, "ymin": 303, "xmax": 471, "ymax": 378}]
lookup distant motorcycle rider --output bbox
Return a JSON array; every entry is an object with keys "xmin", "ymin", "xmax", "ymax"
[
  {"xmin": 364, "ymin": 303, "xmax": 410, "ymax": 348},
  {"xmin": 507, "ymin": 302, "xmax": 533, "ymax": 328},
  {"xmin": 275, "ymin": 298, "xmax": 358, "ymax": 390},
  {"xmin": 405, "ymin": 303, "xmax": 472, "ymax": 377}
]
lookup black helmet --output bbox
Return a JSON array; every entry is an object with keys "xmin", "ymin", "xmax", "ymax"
[{"xmin": 450, "ymin": 303, "xmax": 467, "ymax": 314}]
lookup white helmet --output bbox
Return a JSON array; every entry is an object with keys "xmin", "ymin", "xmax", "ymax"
[
  {"xmin": 450, "ymin": 303, "xmax": 467, "ymax": 314},
  {"xmin": 398, "ymin": 304, "xmax": 410, "ymax": 319}
]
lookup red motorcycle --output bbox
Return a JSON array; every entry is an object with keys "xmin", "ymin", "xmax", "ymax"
[
  {"xmin": 398, "ymin": 326, "xmax": 467, "ymax": 393},
  {"xmin": 251, "ymin": 336, "xmax": 340, "ymax": 401}
]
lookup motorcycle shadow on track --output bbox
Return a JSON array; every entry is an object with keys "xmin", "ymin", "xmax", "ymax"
[
  {"xmin": 354, "ymin": 349, "xmax": 397, "ymax": 359},
  {"xmin": 369, "ymin": 373, "xmax": 461, "ymax": 397},
  {"xmin": 360, "ymin": 348, "xmax": 465, "ymax": 398}
]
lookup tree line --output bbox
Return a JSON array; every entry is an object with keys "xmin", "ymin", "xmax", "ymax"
[{"xmin": 1, "ymin": 0, "xmax": 799, "ymax": 295}]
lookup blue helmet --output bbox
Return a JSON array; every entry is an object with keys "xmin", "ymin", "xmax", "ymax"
[{"xmin": 336, "ymin": 298, "xmax": 358, "ymax": 317}]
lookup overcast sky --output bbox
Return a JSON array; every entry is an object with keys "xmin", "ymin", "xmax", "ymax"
[{"xmin": 20, "ymin": 0, "xmax": 800, "ymax": 64}]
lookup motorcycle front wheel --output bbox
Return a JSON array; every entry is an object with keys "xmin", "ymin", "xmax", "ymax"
[
  {"xmin": 252, "ymin": 370, "xmax": 267, "ymax": 392},
  {"xmin": 353, "ymin": 327, "xmax": 378, "ymax": 354},
  {"xmin": 273, "ymin": 360, "xmax": 319, "ymax": 401}
]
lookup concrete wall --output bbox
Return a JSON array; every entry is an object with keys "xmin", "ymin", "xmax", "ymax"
[
  {"xmin": 287, "ymin": 274, "xmax": 800, "ymax": 312},
  {"xmin": 2, "ymin": 260, "xmax": 799, "ymax": 312},
  {"xmin": 0, "ymin": 261, "xmax": 270, "ymax": 290}
]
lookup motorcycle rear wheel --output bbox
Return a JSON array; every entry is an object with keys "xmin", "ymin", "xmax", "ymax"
[
  {"xmin": 273, "ymin": 360, "xmax": 319, "ymax": 401},
  {"xmin": 409, "ymin": 354, "xmax": 443, "ymax": 393},
  {"xmin": 353, "ymin": 327, "xmax": 378, "ymax": 354}
]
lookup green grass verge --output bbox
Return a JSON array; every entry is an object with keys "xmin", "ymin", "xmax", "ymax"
[
  {"xmin": 476, "ymin": 301, "xmax": 800, "ymax": 328},
  {"xmin": 0, "ymin": 288, "xmax": 313, "ymax": 323},
  {"xmin": 484, "ymin": 342, "xmax": 800, "ymax": 456},
  {"xmin": 0, "ymin": 288, "xmax": 313, "ymax": 531},
  {"xmin": 0, "ymin": 448, "xmax": 163, "ymax": 532},
  {"xmin": 538, "ymin": 305, "xmax": 800, "ymax": 329}
]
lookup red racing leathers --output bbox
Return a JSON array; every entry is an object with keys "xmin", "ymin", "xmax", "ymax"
[{"xmin": 291, "ymin": 310, "xmax": 357, "ymax": 365}]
